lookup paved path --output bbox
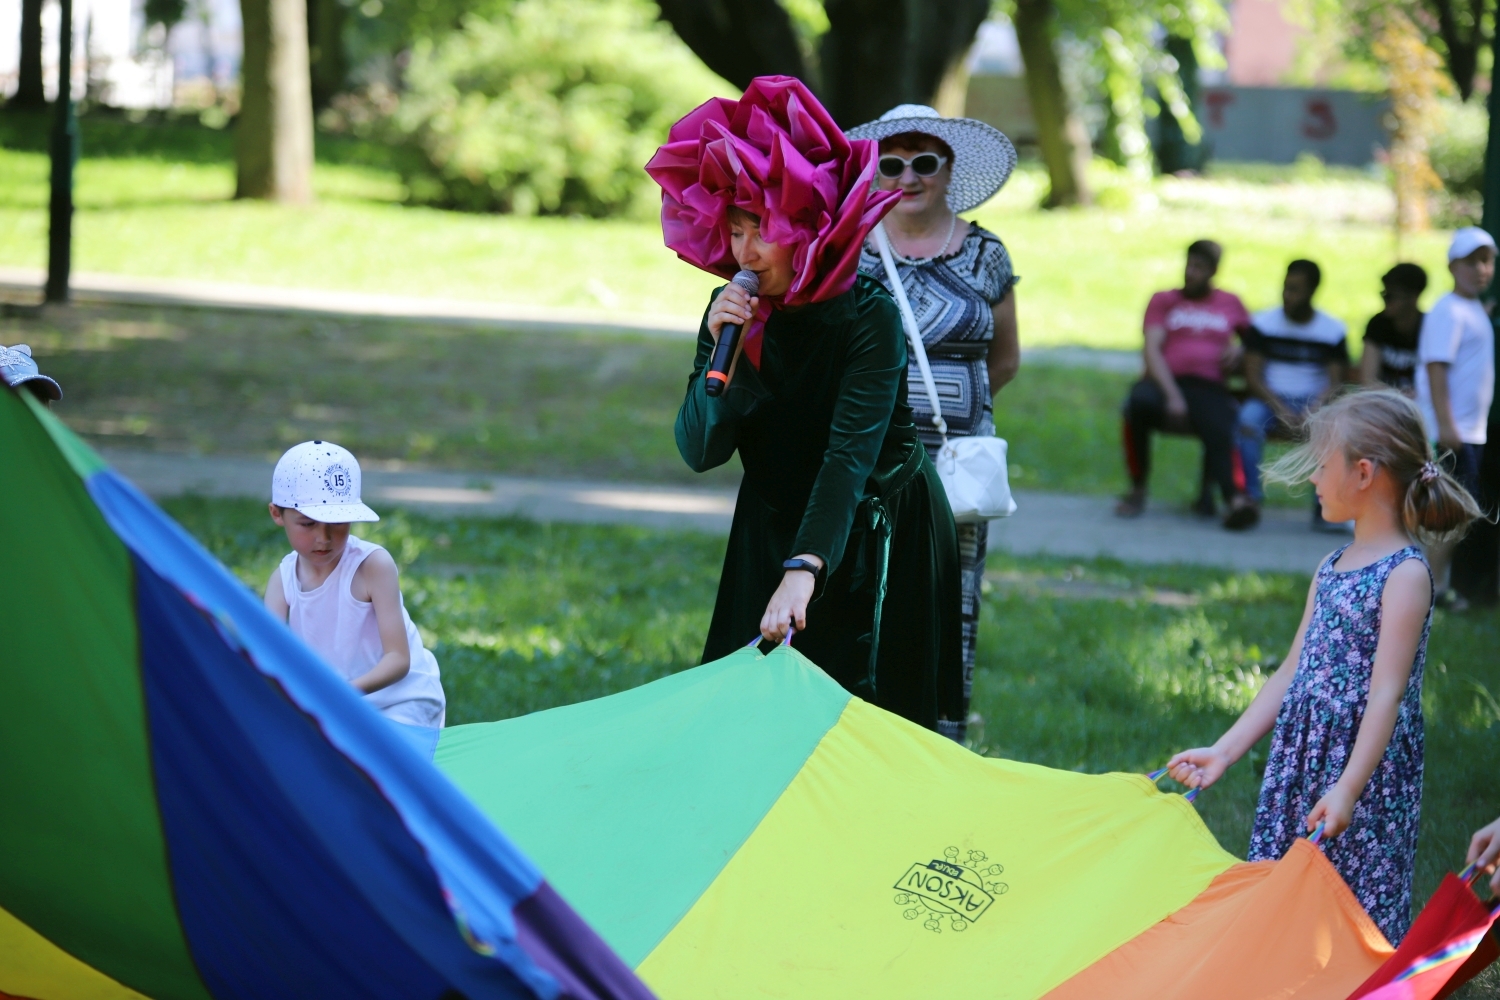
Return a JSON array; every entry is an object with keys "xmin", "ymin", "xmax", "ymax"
[
  {"xmin": 0, "ymin": 267, "xmax": 1139, "ymax": 371},
  {"xmin": 104, "ymin": 450, "xmax": 1338, "ymax": 574}
]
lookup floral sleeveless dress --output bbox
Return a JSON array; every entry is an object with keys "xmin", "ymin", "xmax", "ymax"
[{"xmin": 1247, "ymin": 544, "xmax": 1431, "ymax": 944}]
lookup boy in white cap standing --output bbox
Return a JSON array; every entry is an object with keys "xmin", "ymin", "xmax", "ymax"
[
  {"xmin": 264, "ymin": 440, "xmax": 446, "ymax": 752},
  {"xmin": 1417, "ymin": 226, "xmax": 1496, "ymax": 605}
]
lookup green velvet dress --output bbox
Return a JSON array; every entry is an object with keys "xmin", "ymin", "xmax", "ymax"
[{"xmin": 677, "ymin": 274, "xmax": 964, "ymax": 731}]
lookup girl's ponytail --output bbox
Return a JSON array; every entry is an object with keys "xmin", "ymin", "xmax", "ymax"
[
  {"xmin": 1266, "ymin": 388, "xmax": 1484, "ymax": 545},
  {"xmin": 1403, "ymin": 458, "xmax": 1483, "ymax": 545}
]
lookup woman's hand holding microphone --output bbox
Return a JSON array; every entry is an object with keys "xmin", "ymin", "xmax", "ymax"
[{"xmin": 707, "ymin": 281, "xmax": 759, "ymax": 344}]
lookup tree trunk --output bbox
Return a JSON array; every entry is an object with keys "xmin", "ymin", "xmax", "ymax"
[
  {"xmin": 1425, "ymin": 0, "xmax": 1484, "ymax": 101},
  {"xmin": 1482, "ymin": 29, "xmax": 1500, "ymax": 237},
  {"xmin": 1156, "ymin": 35, "xmax": 1203, "ymax": 174},
  {"xmin": 307, "ymin": 0, "xmax": 348, "ymax": 110},
  {"xmin": 653, "ymin": 0, "xmax": 987, "ymax": 129},
  {"xmin": 819, "ymin": 0, "xmax": 989, "ymax": 127},
  {"xmin": 236, "ymin": 0, "xmax": 314, "ymax": 202},
  {"xmin": 46, "ymin": 0, "xmax": 75, "ymax": 303},
  {"xmin": 1013, "ymin": 0, "xmax": 1090, "ymax": 207},
  {"xmin": 932, "ymin": 46, "xmax": 972, "ymax": 119},
  {"xmin": 13, "ymin": 0, "xmax": 46, "ymax": 107},
  {"xmin": 654, "ymin": 0, "xmax": 807, "ymax": 93}
]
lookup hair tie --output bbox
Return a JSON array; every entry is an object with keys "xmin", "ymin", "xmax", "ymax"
[{"xmin": 1420, "ymin": 461, "xmax": 1440, "ymax": 484}]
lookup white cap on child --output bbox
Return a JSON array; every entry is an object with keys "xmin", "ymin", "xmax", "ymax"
[
  {"xmin": 272, "ymin": 440, "xmax": 380, "ymax": 523},
  {"xmin": 1448, "ymin": 226, "xmax": 1497, "ymax": 261},
  {"xmin": 0, "ymin": 344, "xmax": 63, "ymax": 400}
]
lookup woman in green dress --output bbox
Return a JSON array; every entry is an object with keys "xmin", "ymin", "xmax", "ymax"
[{"xmin": 648, "ymin": 77, "xmax": 963, "ymax": 731}]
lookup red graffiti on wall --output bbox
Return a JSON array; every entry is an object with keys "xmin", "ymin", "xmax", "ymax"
[
  {"xmin": 1204, "ymin": 90, "xmax": 1235, "ymax": 127},
  {"xmin": 1301, "ymin": 99, "xmax": 1337, "ymax": 139}
]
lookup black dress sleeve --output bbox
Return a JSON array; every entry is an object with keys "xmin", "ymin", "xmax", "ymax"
[
  {"xmin": 790, "ymin": 289, "xmax": 906, "ymax": 573},
  {"xmin": 674, "ymin": 288, "xmax": 768, "ymax": 473}
]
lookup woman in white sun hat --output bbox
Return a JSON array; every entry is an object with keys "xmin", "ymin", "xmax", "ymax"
[{"xmin": 847, "ymin": 104, "xmax": 1020, "ymax": 744}]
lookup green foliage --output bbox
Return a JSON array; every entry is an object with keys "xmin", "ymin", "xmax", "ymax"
[
  {"xmin": 1430, "ymin": 97, "xmax": 1488, "ymax": 195},
  {"xmin": 1282, "ymin": 0, "xmax": 1492, "ymax": 97},
  {"xmin": 378, "ymin": 0, "xmax": 729, "ymax": 216},
  {"xmin": 0, "ymin": 117, "xmax": 1454, "ymax": 352},
  {"xmin": 142, "ymin": 0, "xmax": 188, "ymax": 30},
  {"xmin": 1044, "ymin": 0, "xmax": 1227, "ymax": 176},
  {"xmin": 1429, "ymin": 97, "xmax": 1487, "ymax": 226}
]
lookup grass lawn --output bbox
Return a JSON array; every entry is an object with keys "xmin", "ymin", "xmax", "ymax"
[
  {"xmin": 0, "ymin": 109, "xmax": 1454, "ymax": 349},
  {"xmin": 170, "ymin": 496, "xmax": 1500, "ymax": 984},
  {"xmin": 8, "ymin": 298, "xmax": 1303, "ymax": 505}
]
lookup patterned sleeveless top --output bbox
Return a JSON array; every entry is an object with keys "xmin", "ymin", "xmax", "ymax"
[
  {"xmin": 1248, "ymin": 544, "xmax": 1431, "ymax": 943},
  {"xmin": 858, "ymin": 222, "xmax": 1018, "ymax": 450}
]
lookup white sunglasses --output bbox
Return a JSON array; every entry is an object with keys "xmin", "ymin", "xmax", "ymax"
[{"xmin": 877, "ymin": 153, "xmax": 948, "ymax": 179}]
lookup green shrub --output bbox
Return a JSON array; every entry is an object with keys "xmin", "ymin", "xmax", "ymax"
[
  {"xmin": 1429, "ymin": 98, "xmax": 1486, "ymax": 196},
  {"xmin": 384, "ymin": 0, "xmax": 729, "ymax": 217},
  {"xmin": 1429, "ymin": 98, "xmax": 1486, "ymax": 227}
]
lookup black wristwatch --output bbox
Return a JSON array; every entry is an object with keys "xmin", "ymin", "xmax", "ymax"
[{"xmin": 783, "ymin": 558, "xmax": 822, "ymax": 577}]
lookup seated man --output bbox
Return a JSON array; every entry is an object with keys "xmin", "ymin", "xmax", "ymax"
[
  {"xmin": 1237, "ymin": 259, "xmax": 1349, "ymax": 530},
  {"xmin": 1116, "ymin": 239, "xmax": 1250, "ymax": 525},
  {"xmin": 1359, "ymin": 262, "xmax": 1427, "ymax": 397}
]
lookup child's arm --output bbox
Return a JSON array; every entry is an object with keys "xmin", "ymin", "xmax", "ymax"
[
  {"xmin": 1167, "ymin": 570, "xmax": 1320, "ymax": 790},
  {"xmin": 1467, "ymin": 817, "xmax": 1500, "ymax": 896},
  {"xmin": 264, "ymin": 567, "xmax": 290, "ymax": 621},
  {"xmin": 1427, "ymin": 362, "xmax": 1463, "ymax": 452},
  {"xmin": 349, "ymin": 549, "xmax": 412, "ymax": 694},
  {"xmin": 1304, "ymin": 559, "xmax": 1431, "ymax": 837}
]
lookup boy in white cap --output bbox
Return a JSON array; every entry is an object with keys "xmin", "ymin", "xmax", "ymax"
[
  {"xmin": 1417, "ymin": 226, "xmax": 1496, "ymax": 605},
  {"xmin": 264, "ymin": 440, "xmax": 446, "ymax": 752}
]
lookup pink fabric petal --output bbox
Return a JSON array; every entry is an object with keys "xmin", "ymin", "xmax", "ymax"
[{"xmin": 646, "ymin": 75, "xmax": 901, "ymax": 333}]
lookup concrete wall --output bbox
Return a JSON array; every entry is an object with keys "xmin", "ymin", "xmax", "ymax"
[
  {"xmin": 964, "ymin": 75, "xmax": 1388, "ymax": 167},
  {"xmin": 1200, "ymin": 86, "xmax": 1389, "ymax": 165}
]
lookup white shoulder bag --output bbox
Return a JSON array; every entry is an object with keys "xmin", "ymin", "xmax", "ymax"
[{"xmin": 873, "ymin": 222, "xmax": 1017, "ymax": 522}]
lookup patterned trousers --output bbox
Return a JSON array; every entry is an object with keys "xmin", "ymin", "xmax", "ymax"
[{"xmin": 923, "ymin": 423, "xmax": 990, "ymax": 746}]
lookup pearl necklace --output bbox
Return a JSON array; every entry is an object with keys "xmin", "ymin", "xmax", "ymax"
[{"xmin": 889, "ymin": 213, "xmax": 959, "ymax": 266}]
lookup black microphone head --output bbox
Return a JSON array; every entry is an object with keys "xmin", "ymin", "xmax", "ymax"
[{"xmin": 731, "ymin": 270, "xmax": 760, "ymax": 296}]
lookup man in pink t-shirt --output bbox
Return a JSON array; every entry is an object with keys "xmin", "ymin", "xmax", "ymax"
[{"xmin": 1117, "ymin": 240, "xmax": 1252, "ymax": 525}]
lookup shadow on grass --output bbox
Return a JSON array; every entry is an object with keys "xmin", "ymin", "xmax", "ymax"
[{"xmin": 15, "ymin": 299, "xmax": 1291, "ymax": 499}]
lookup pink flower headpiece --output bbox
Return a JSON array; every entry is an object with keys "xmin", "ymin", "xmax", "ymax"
[{"xmin": 645, "ymin": 76, "xmax": 899, "ymax": 365}]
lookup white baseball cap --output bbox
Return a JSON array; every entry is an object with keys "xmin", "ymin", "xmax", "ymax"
[
  {"xmin": 0, "ymin": 344, "xmax": 63, "ymax": 401},
  {"xmin": 272, "ymin": 440, "xmax": 379, "ymax": 523},
  {"xmin": 1448, "ymin": 226, "xmax": 1497, "ymax": 261}
]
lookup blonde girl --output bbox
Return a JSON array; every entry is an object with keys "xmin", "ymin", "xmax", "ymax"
[{"xmin": 1169, "ymin": 388, "xmax": 1480, "ymax": 943}]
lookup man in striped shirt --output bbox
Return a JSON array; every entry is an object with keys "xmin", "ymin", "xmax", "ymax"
[{"xmin": 1233, "ymin": 259, "xmax": 1349, "ymax": 530}]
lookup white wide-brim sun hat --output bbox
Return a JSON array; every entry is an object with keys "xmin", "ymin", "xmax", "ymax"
[{"xmin": 845, "ymin": 104, "xmax": 1017, "ymax": 214}]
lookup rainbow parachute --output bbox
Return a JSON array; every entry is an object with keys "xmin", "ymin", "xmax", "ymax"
[
  {"xmin": 0, "ymin": 387, "xmax": 649, "ymax": 998},
  {"xmin": 3, "ymin": 385, "xmax": 1495, "ymax": 1000}
]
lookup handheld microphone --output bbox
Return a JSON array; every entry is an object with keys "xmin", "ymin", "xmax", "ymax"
[{"xmin": 705, "ymin": 269, "xmax": 760, "ymax": 397}]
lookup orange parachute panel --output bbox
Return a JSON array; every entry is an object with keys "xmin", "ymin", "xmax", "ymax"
[{"xmin": 1043, "ymin": 839, "xmax": 1393, "ymax": 1000}]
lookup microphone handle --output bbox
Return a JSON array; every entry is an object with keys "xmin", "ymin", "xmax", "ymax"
[{"xmin": 705, "ymin": 321, "xmax": 742, "ymax": 398}]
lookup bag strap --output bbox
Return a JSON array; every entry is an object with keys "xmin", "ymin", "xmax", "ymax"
[{"xmin": 873, "ymin": 222, "xmax": 948, "ymax": 442}]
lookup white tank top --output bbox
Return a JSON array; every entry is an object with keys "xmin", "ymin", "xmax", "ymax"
[{"xmin": 279, "ymin": 535, "xmax": 446, "ymax": 728}]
